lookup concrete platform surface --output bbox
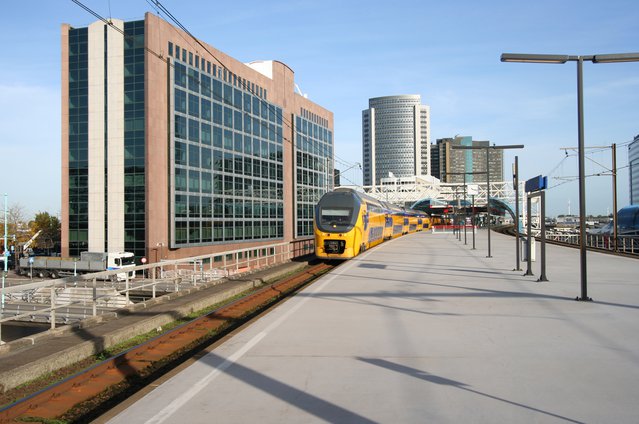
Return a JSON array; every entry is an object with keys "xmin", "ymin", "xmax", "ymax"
[{"xmin": 107, "ymin": 230, "xmax": 639, "ymax": 424}]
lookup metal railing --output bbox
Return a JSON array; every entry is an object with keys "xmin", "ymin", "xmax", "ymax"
[
  {"xmin": 0, "ymin": 241, "xmax": 304, "ymax": 344},
  {"xmin": 544, "ymin": 231, "xmax": 639, "ymax": 255}
]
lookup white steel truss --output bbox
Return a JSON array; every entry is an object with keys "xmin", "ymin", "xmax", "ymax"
[{"xmin": 342, "ymin": 179, "xmax": 520, "ymax": 207}]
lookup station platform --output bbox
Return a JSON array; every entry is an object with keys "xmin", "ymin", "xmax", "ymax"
[{"xmin": 106, "ymin": 230, "xmax": 639, "ymax": 424}]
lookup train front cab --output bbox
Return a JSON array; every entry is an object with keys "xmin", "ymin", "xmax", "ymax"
[{"xmin": 313, "ymin": 190, "xmax": 362, "ymax": 259}]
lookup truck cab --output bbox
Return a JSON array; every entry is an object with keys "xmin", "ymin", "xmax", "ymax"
[{"xmin": 104, "ymin": 252, "xmax": 136, "ymax": 280}]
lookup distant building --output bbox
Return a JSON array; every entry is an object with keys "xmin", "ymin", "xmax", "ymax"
[
  {"xmin": 630, "ymin": 135, "xmax": 639, "ymax": 204},
  {"xmin": 430, "ymin": 144, "xmax": 441, "ymax": 180},
  {"xmin": 61, "ymin": 14, "xmax": 334, "ymax": 261},
  {"xmin": 433, "ymin": 136, "xmax": 503, "ymax": 184},
  {"xmin": 362, "ymin": 95, "xmax": 430, "ymax": 185}
]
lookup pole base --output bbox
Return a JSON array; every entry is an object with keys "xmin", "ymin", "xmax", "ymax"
[
  {"xmin": 575, "ymin": 296, "xmax": 593, "ymax": 302},
  {"xmin": 513, "ymin": 268, "xmax": 522, "ymax": 271},
  {"xmin": 524, "ymin": 271, "xmax": 534, "ymax": 276},
  {"xmin": 537, "ymin": 276, "xmax": 548, "ymax": 282},
  {"xmin": 486, "ymin": 255, "xmax": 492, "ymax": 258}
]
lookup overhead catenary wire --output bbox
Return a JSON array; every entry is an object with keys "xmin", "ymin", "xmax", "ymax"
[
  {"xmin": 149, "ymin": 0, "xmax": 360, "ymax": 174},
  {"xmin": 70, "ymin": 0, "xmax": 361, "ymax": 175}
]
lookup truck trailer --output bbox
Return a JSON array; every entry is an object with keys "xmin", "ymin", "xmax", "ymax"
[{"xmin": 19, "ymin": 251, "xmax": 136, "ymax": 280}]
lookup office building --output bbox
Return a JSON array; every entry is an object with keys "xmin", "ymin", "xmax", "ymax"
[
  {"xmin": 362, "ymin": 95, "xmax": 430, "ymax": 185},
  {"xmin": 61, "ymin": 14, "xmax": 333, "ymax": 261},
  {"xmin": 433, "ymin": 136, "xmax": 503, "ymax": 184},
  {"xmin": 630, "ymin": 134, "xmax": 639, "ymax": 204}
]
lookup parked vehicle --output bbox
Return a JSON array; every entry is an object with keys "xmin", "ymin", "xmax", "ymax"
[{"xmin": 18, "ymin": 251, "xmax": 135, "ymax": 280}]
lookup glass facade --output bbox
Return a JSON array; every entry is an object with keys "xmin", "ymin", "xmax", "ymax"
[
  {"xmin": 68, "ymin": 27, "xmax": 89, "ymax": 257},
  {"xmin": 295, "ymin": 115, "xmax": 333, "ymax": 237},
  {"xmin": 171, "ymin": 51, "xmax": 284, "ymax": 247},
  {"xmin": 123, "ymin": 20, "xmax": 146, "ymax": 258},
  {"xmin": 67, "ymin": 21, "xmax": 146, "ymax": 259}
]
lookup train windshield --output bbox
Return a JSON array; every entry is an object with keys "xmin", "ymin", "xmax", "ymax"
[
  {"xmin": 320, "ymin": 208, "xmax": 352, "ymax": 227},
  {"xmin": 316, "ymin": 190, "xmax": 361, "ymax": 232}
]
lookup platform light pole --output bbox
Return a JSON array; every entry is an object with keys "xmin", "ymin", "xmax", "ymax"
[
  {"xmin": 2, "ymin": 193, "xmax": 7, "ymax": 310},
  {"xmin": 513, "ymin": 156, "xmax": 522, "ymax": 271},
  {"xmin": 501, "ymin": 52, "xmax": 639, "ymax": 301},
  {"xmin": 453, "ymin": 145, "xmax": 524, "ymax": 258}
]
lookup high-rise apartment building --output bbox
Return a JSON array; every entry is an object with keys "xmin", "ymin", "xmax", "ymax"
[
  {"xmin": 630, "ymin": 134, "xmax": 639, "ymax": 204},
  {"xmin": 62, "ymin": 14, "xmax": 333, "ymax": 261},
  {"xmin": 433, "ymin": 136, "xmax": 503, "ymax": 184},
  {"xmin": 362, "ymin": 95, "xmax": 430, "ymax": 185}
]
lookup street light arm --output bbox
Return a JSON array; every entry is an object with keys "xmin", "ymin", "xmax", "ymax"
[{"xmin": 501, "ymin": 53, "xmax": 569, "ymax": 64}]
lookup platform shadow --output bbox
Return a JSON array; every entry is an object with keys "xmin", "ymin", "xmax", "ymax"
[
  {"xmin": 356, "ymin": 357, "xmax": 584, "ymax": 424},
  {"xmin": 189, "ymin": 352, "xmax": 377, "ymax": 423}
]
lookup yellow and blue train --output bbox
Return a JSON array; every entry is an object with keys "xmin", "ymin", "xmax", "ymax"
[{"xmin": 314, "ymin": 188, "xmax": 429, "ymax": 260}]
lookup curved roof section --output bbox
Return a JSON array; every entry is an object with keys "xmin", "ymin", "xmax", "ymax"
[{"xmin": 369, "ymin": 94, "xmax": 421, "ymax": 102}]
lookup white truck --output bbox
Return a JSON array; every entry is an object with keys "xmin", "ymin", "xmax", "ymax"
[{"xmin": 19, "ymin": 251, "xmax": 136, "ymax": 281}]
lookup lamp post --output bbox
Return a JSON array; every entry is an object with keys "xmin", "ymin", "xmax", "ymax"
[
  {"xmin": 2, "ymin": 193, "xmax": 7, "ymax": 310},
  {"xmin": 501, "ymin": 52, "xmax": 639, "ymax": 301},
  {"xmin": 612, "ymin": 143, "xmax": 618, "ymax": 252},
  {"xmin": 453, "ymin": 145, "xmax": 524, "ymax": 258},
  {"xmin": 513, "ymin": 156, "xmax": 522, "ymax": 271}
]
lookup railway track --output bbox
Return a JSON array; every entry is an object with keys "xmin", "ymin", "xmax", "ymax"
[{"xmin": 0, "ymin": 262, "xmax": 334, "ymax": 423}]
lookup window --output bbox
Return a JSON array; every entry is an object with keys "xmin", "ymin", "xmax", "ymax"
[
  {"xmin": 201, "ymin": 74, "xmax": 211, "ymax": 97},
  {"xmin": 202, "ymin": 196, "xmax": 212, "ymax": 217},
  {"xmin": 234, "ymin": 89, "xmax": 243, "ymax": 108},
  {"xmin": 201, "ymin": 123, "xmax": 211, "ymax": 145},
  {"xmin": 175, "ymin": 88, "xmax": 186, "ymax": 113},
  {"xmin": 175, "ymin": 194, "xmax": 187, "ymax": 217},
  {"xmin": 202, "ymin": 172, "xmax": 212, "ymax": 193},
  {"xmin": 223, "ymin": 84, "xmax": 233, "ymax": 105},
  {"xmin": 188, "ymin": 195, "xmax": 200, "ymax": 217},
  {"xmin": 189, "ymin": 170, "xmax": 200, "ymax": 192},
  {"xmin": 212, "ymin": 125, "xmax": 223, "ymax": 147},
  {"xmin": 188, "ymin": 94, "xmax": 199, "ymax": 117},
  {"xmin": 175, "ymin": 168, "xmax": 187, "ymax": 191},
  {"xmin": 189, "ymin": 221, "xmax": 200, "ymax": 243},
  {"xmin": 175, "ymin": 115, "xmax": 187, "ymax": 139},
  {"xmin": 201, "ymin": 99, "xmax": 211, "ymax": 120},
  {"xmin": 174, "ymin": 63, "xmax": 186, "ymax": 88},
  {"xmin": 188, "ymin": 119, "xmax": 199, "ymax": 142},
  {"xmin": 175, "ymin": 141, "xmax": 187, "ymax": 165},
  {"xmin": 212, "ymin": 79, "xmax": 222, "ymax": 102},
  {"xmin": 213, "ymin": 103, "xmax": 223, "ymax": 125},
  {"xmin": 224, "ymin": 130, "xmax": 233, "ymax": 150},
  {"xmin": 189, "ymin": 144, "xmax": 200, "ymax": 167},
  {"xmin": 224, "ymin": 107, "xmax": 233, "ymax": 128}
]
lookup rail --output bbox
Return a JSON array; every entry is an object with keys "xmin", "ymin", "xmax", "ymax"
[
  {"xmin": 0, "ymin": 262, "xmax": 333, "ymax": 422},
  {"xmin": 0, "ymin": 240, "xmax": 311, "ymax": 344}
]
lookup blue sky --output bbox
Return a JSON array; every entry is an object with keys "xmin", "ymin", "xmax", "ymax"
[{"xmin": 1, "ymin": 0, "xmax": 637, "ymax": 218}]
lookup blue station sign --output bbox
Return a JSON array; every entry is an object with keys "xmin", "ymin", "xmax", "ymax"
[{"xmin": 525, "ymin": 175, "xmax": 548, "ymax": 193}]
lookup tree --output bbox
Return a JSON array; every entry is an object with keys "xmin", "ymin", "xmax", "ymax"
[
  {"xmin": 29, "ymin": 212, "xmax": 61, "ymax": 252},
  {"xmin": 0, "ymin": 202, "xmax": 29, "ymax": 250}
]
